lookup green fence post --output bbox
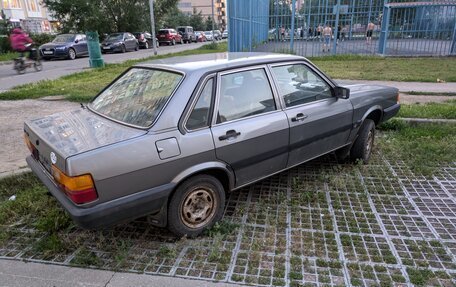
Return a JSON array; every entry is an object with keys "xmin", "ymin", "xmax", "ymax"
[{"xmin": 85, "ymin": 31, "xmax": 104, "ymax": 68}]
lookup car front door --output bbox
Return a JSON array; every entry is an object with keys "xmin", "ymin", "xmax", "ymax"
[
  {"xmin": 210, "ymin": 67, "xmax": 289, "ymax": 187},
  {"xmin": 75, "ymin": 35, "xmax": 88, "ymax": 55},
  {"xmin": 270, "ymin": 62, "xmax": 353, "ymax": 167}
]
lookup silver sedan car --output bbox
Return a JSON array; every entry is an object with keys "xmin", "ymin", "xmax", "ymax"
[{"xmin": 25, "ymin": 53, "xmax": 400, "ymax": 237}]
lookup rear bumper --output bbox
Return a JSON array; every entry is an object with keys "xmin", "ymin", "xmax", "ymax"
[
  {"xmin": 27, "ymin": 156, "xmax": 173, "ymax": 229},
  {"xmin": 382, "ymin": 103, "xmax": 401, "ymax": 122}
]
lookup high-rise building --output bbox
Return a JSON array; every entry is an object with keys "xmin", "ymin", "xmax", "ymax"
[
  {"xmin": 1, "ymin": 0, "xmax": 58, "ymax": 33},
  {"xmin": 178, "ymin": 0, "xmax": 227, "ymax": 29}
]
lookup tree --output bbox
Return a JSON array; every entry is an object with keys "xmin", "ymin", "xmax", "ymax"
[
  {"xmin": 189, "ymin": 8, "xmax": 205, "ymax": 31},
  {"xmin": 204, "ymin": 17, "xmax": 216, "ymax": 31},
  {"xmin": 42, "ymin": 0, "xmax": 179, "ymax": 34}
]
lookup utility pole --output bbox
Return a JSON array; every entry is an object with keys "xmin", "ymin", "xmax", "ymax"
[
  {"xmin": 211, "ymin": 0, "xmax": 215, "ymax": 42},
  {"xmin": 149, "ymin": 0, "xmax": 158, "ymax": 55}
]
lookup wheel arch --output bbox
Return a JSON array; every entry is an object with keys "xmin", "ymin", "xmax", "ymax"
[{"xmin": 362, "ymin": 106, "xmax": 383, "ymax": 126}]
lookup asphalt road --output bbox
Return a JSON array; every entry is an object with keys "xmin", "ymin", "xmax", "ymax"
[{"xmin": 0, "ymin": 41, "xmax": 211, "ymax": 92}]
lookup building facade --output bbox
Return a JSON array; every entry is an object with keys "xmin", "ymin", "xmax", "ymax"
[
  {"xmin": 178, "ymin": 0, "xmax": 227, "ymax": 29},
  {"xmin": 1, "ymin": 0, "xmax": 57, "ymax": 33}
]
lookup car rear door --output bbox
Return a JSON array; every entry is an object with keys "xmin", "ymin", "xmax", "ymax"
[
  {"xmin": 269, "ymin": 62, "xmax": 353, "ymax": 167},
  {"xmin": 210, "ymin": 66, "xmax": 289, "ymax": 187}
]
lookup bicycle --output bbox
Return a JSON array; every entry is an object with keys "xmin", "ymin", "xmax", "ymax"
[{"xmin": 13, "ymin": 43, "xmax": 43, "ymax": 74}]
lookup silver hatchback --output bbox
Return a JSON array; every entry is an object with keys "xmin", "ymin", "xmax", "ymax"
[{"xmin": 25, "ymin": 53, "xmax": 399, "ymax": 237}]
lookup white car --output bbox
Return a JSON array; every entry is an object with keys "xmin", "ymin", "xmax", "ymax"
[{"xmin": 204, "ymin": 31, "xmax": 214, "ymax": 41}]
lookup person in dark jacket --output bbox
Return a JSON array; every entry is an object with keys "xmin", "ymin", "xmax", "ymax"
[{"xmin": 10, "ymin": 27, "xmax": 33, "ymax": 59}]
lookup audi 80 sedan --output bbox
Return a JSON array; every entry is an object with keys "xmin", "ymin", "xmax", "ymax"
[{"xmin": 24, "ymin": 53, "xmax": 400, "ymax": 237}]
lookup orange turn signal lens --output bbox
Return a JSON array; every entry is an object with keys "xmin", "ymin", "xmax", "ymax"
[
  {"xmin": 24, "ymin": 133, "xmax": 34, "ymax": 153},
  {"xmin": 51, "ymin": 165, "xmax": 98, "ymax": 204}
]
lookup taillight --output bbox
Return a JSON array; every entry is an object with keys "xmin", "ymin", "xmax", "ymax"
[{"xmin": 51, "ymin": 165, "xmax": 98, "ymax": 204}]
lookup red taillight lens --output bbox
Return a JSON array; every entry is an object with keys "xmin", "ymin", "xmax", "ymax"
[{"xmin": 51, "ymin": 165, "xmax": 98, "ymax": 204}]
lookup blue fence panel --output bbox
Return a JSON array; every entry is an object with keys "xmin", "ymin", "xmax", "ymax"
[{"xmin": 228, "ymin": 0, "xmax": 456, "ymax": 57}]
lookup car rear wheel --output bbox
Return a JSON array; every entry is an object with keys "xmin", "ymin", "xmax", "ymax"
[
  {"xmin": 135, "ymin": 44, "xmax": 139, "ymax": 51},
  {"xmin": 172, "ymin": 39, "xmax": 176, "ymax": 45},
  {"xmin": 68, "ymin": 48, "xmax": 76, "ymax": 60},
  {"xmin": 145, "ymin": 41, "xmax": 149, "ymax": 49},
  {"xmin": 168, "ymin": 175, "xmax": 225, "ymax": 238},
  {"xmin": 121, "ymin": 44, "xmax": 126, "ymax": 53},
  {"xmin": 350, "ymin": 119, "xmax": 375, "ymax": 164}
]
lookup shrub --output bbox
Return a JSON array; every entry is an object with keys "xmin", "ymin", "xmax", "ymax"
[{"xmin": 0, "ymin": 36, "xmax": 11, "ymax": 53}]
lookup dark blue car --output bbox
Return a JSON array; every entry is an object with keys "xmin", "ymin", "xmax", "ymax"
[{"xmin": 39, "ymin": 34, "xmax": 89, "ymax": 60}]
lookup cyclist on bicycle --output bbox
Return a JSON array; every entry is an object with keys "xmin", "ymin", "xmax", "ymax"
[{"xmin": 10, "ymin": 27, "xmax": 34, "ymax": 60}]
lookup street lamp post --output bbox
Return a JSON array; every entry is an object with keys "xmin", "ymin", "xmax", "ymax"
[
  {"xmin": 149, "ymin": 0, "xmax": 158, "ymax": 55},
  {"xmin": 211, "ymin": 0, "xmax": 215, "ymax": 42}
]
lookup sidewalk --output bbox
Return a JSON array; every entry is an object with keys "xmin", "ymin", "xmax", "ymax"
[
  {"xmin": 0, "ymin": 259, "xmax": 240, "ymax": 287},
  {"xmin": 336, "ymin": 79, "xmax": 456, "ymax": 93}
]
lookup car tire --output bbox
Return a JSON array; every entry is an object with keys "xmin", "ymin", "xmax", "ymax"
[
  {"xmin": 180, "ymin": 38, "xmax": 184, "ymax": 44},
  {"xmin": 145, "ymin": 41, "xmax": 149, "ymax": 49},
  {"xmin": 350, "ymin": 119, "xmax": 375, "ymax": 164},
  {"xmin": 68, "ymin": 48, "xmax": 76, "ymax": 60},
  {"xmin": 172, "ymin": 39, "xmax": 176, "ymax": 46},
  {"xmin": 121, "ymin": 45, "xmax": 126, "ymax": 53},
  {"xmin": 135, "ymin": 44, "xmax": 139, "ymax": 51},
  {"xmin": 167, "ymin": 175, "xmax": 225, "ymax": 238}
]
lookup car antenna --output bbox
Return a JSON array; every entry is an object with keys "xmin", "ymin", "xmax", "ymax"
[{"xmin": 80, "ymin": 103, "xmax": 85, "ymax": 109}]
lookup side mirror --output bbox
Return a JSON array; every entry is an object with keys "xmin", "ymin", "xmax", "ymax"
[
  {"xmin": 334, "ymin": 86, "xmax": 350, "ymax": 99},
  {"xmin": 75, "ymin": 39, "xmax": 79, "ymax": 43}
]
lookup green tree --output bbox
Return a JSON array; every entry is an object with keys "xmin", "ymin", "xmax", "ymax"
[{"xmin": 189, "ymin": 8, "xmax": 205, "ymax": 31}]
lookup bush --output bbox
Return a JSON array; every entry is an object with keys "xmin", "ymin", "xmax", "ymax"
[
  {"xmin": 30, "ymin": 33, "xmax": 55, "ymax": 47},
  {"xmin": 0, "ymin": 36, "xmax": 11, "ymax": 53}
]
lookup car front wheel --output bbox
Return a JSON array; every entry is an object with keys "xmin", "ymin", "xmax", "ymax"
[
  {"xmin": 168, "ymin": 175, "xmax": 225, "ymax": 238},
  {"xmin": 68, "ymin": 48, "xmax": 76, "ymax": 60},
  {"xmin": 350, "ymin": 119, "xmax": 375, "ymax": 164}
]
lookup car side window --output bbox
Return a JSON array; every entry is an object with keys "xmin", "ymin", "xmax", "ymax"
[
  {"xmin": 271, "ymin": 64, "xmax": 333, "ymax": 108},
  {"xmin": 217, "ymin": 68, "xmax": 276, "ymax": 123},
  {"xmin": 186, "ymin": 78, "xmax": 214, "ymax": 130}
]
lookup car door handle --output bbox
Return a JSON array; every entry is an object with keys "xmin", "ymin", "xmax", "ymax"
[
  {"xmin": 291, "ymin": 113, "xmax": 308, "ymax": 122},
  {"xmin": 219, "ymin": 130, "xmax": 241, "ymax": 141}
]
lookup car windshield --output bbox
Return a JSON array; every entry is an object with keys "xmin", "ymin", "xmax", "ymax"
[
  {"xmin": 107, "ymin": 34, "xmax": 123, "ymax": 41},
  {"xmin": 90, "ymin": 68, "xmax": 183, "ymax": 128},
  {"xmin": 205, "ymin": 31, "xmax": 213, "ymax": 34},
  {"xmin": 52, "ymin": 34, "xmax": 75, "ymax": 43}
]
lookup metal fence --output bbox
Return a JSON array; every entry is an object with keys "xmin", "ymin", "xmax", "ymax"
[{"xmin": 228, "ymin": 0, "xmax": 456, "ymax": 57}]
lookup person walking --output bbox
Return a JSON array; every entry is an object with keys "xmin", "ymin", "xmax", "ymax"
[
  {"xmin": 366, "ymin": 21, "xmax": 375, "ymax": 44},
  {"xmin": 322, "ymin": 24, "xmax": 332, "ymax": 52}
]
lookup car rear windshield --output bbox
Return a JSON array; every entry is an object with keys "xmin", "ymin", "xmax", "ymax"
[
  {"xmin": 90, "ymin": 68, "xmax": 183, "ymax": 128},
  {"xmin": 159, "ymin": 30, "xmax": 170, "ymax": 35},
  {"xmin": 107, "ymin": 33, "xmax": 123, "ymax": 41},
  {"xmin": 52, "ymin": 34, "xmax": 75, "ymax": 43}
]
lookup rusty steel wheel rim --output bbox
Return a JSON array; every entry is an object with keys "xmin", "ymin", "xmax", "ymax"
[{"xmin": 180, "ymin": 188, "xmax": 217, "ymax": 229}]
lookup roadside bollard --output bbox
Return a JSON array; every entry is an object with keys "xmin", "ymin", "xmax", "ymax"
[{"xmin": 86, "ymin": 31, "xmax": 104, "ymax": 68}]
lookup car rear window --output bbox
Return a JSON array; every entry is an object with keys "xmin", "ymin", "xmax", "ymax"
[
  {"xmin": 177, "ymin": 28, "xmax": 186, "ymax": 33},
  {"xmin": 159, "ymin": 30, "xmax": 170, "ymax": 35},
  {"xmin": 90, "ymin": 68, "xmax": 183, "ymax": 128}
]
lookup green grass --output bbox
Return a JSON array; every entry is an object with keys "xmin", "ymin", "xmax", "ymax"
[
  {"xmin": 403, "ymin": 91, "xmax": 456, "ymax": 97},
  {"xmin": 397, "ymin": 100, "xmax": 456, "ymax": 119},
  {"xmin": 378, "ymin": 120, "xmax": 456, "ymax": 175},
  {"xmin": 310, "ymin": 55, "xmax": 456, "ymax": 82},
  {"xmin": 0, "ymin": 52, "xmax": 19, "ymax": 62},
  {"xmin": 0, "ymin": 42, "xmax": 227, "ymax": 102}
]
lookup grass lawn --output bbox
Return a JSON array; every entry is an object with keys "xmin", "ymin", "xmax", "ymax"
[
  {"xmin": 397, "ymin": 100, "xmax": 456, "ymax": 119},
  {"xmin": 0, "ymin": 52, "xmax": 19, "ymax": 62},
  {"xmin": 0, "ymin": 42, "xmax": 227, "ymax": 102},
  {"xmin": 310, "ymin": 55, "xmax": 456, "ymax": 82},
  {"xmin": 1, "ymin": 47, "xmax": 455, "ymax": 102}
]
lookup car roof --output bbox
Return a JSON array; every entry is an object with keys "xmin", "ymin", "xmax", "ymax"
[{"xmin": 134, "ymin": 52, "xmax": 306, "ymax": 74}]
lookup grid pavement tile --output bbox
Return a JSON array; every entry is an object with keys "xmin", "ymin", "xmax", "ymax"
[
  {"xmin": 370, "ymin": 194, "xmax": 418, "ymax": 216},
  {"xmin": 434, "ymin": 167, "xmax": 456, "ymax": 182},
  {"xmin": 239, "ymin": 225, "xmax": 287, "ymax": 255},
  {"xmin": 392, "ymin": 238, "xmax": 456, "ymax": 269},
  {"xmin": 428, "ymin": 217, "xmax": 456, "ymax": 241},
  {"xmin": 412, "ymin": 197, "xmax": 456, "ymax": 218},
  {"xmin": 289, "ymin": 257, "xmax": 345, "ymax": 287},
  {"xmin": 380, "ymin": 214, "xmax": 437, "ymax": 239},
  {"xmin": 290, "ymin": 185, "xmax": 329, "ymax": 210},
  {"xmin": 358, "ymin": 163, "xmax": 396, "ymax": 180},
  {"xmin": 290, "ymin": 206, "xmax": 334, "ymax": 231},
  {"xmin": 230, "ymin": 252, "xmax": 286, "ymax": 286},
  {"xmin": 334, "ymin": 210, "xmax": 383, "ymax": 235},
  {"xmin": 439, "ymin": 181, "xmax": 456, "ymax": 199},
  {"xmin": 330, "ymin": 192, "xmax": 373, "ymax": 214},
  {"xmin": 346, "ymin": 263, "xmax": 407, "ymax": 287},
  {"xmin": 363, "ymin": 177, "xmax": 406, "ymax": 197},
  {"xmin": 290, "ymin": 230, "xmax": 339, "ymax": 260},
  {"xmin": 402, "ymin": 179, "xmax": 450, "ymax": 198},
  {"xmin": 340, "ymin": 234, "xmax": 397, "ymax": 264}
]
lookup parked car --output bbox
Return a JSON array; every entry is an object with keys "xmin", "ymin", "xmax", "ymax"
[
  {"xmin": 158, "ymin": 29, "xmax": 183, "ymax": 45},
  {"xmin": 213, "ymin": 30, "xmax": 222, "ymax": 40},
  {"xmin": 204, "ymin": 31, "xmax": 214, "ymax": 41},
  {"xmin": 101, "ymin": 32, "xmax": 139, "ymax": 53},
  {"xmin": 24, "ymin": 53, "xmax": 400, "ymax": 237},
  {"xmin": 133, "ymin": 32, "xmax": 159, "ymax": 49},
  {"xmin": 222, "ymin": 30, "xmax": 228, "ymax": 39},
  {"xmin": 39, "ymin": 34, "xmax": 88, "ymax": 60},
  {"xmin": 195, "ymin": 31, "xmax": 207, "ymax": 42},
  {"xmin": 176, "ymin": 26, "xmax": 196, "ymax": 43}
]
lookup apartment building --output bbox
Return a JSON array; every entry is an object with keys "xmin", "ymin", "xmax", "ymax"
[
  {"xmin": 178, "ymin": 0, "xmax": 227, "ymax": 29},
  {"xmin": 1, "ymin": 0, "xmax": 57, "ymax": 33}
]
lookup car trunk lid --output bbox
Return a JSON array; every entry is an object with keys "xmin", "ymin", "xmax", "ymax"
[{"xmin": 24, "ymin": 108, "xmax": 146, "ymax": 174}]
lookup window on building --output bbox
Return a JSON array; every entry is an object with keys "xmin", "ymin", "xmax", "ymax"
[
  {"xmin": 26, "ymin": 0, "xmax": 39, "ymax": 12},
  {"xmin": 3, "ymin": 0, "xmax": 22, "ymax": 9}
]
